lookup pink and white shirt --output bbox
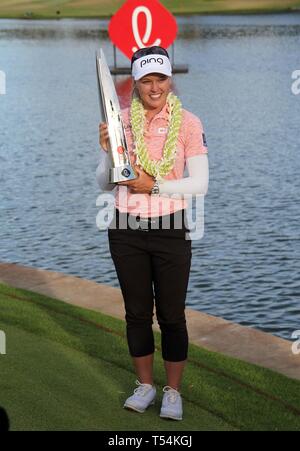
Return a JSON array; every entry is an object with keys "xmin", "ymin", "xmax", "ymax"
[{"xmin": 114, "ymin": 102, "xmax": 208, "ymax": 217}]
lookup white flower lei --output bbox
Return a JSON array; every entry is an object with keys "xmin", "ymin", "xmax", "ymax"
[{"xmin": 130, "ymin": 92, "xmax": 182, "ymax": 181}]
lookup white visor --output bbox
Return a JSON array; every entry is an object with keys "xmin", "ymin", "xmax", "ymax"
[{"xmin": 132, "ymin": 54, "xmax": 172, "ymax": 81}]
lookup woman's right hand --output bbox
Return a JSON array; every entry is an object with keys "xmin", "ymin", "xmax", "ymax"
[{"xmin": 99, "ymin": 122, "xmax": 109, "ymax": 152}]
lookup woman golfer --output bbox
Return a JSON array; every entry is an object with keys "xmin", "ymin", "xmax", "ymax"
[{"xmin": 97, "ymin": 46, "xmax": 209, "ymax": 421}]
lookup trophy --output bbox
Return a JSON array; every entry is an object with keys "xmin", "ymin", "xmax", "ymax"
[{"xmin": 96, "ymin": 49, "xmax": 137, "ymax": 183}]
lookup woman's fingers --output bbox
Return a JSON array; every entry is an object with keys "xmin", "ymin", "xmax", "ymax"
[
  {"xmin": 99, "ymin": 122, "xmax": 109, "ymax": 152},
  {"xmin": 99, "ymin": 123, "xmax": 108, "ymax": 136}
]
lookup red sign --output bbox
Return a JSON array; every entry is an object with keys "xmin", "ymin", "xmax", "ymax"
[{"xmin": 108, "ymin": 0, "xmax": 177, "ymax": 60}]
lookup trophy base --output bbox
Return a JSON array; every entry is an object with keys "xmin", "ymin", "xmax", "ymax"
[{"xmin": 109, "ymin": 165, "xmax": 137, "ymax": 183}]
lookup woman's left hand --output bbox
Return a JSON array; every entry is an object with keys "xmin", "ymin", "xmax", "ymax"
[{"xmin": 118, "ymin": 165, "xmax": 155, "ymax": 194}]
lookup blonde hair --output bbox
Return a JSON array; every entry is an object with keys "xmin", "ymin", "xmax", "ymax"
[{"xmin": 132, "ymin": 82, "xmax": 140, "ymax": 100}]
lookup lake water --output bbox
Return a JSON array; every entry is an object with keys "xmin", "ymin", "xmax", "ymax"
[{"xmin": 0, "ymin": 14, "xmax": 299, "ymax": 340}]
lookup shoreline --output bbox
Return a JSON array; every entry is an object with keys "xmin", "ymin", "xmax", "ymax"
[
  {"xmin": 0, "ymin": 8, "xmax": 300, "ymax": 21},
  {"xmin": 0, "ymin": 261, "xmax": 299, "ymax": 381}
]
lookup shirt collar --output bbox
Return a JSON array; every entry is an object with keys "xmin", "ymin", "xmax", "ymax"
[{"xmin": 145, "ymin": 101, "xmax": 170, "ymax": 123}]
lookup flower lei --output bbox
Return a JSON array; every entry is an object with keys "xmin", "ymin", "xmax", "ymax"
[{"xmin": 130, "ymin": 92, "xmax": 182, "ymax": 181}]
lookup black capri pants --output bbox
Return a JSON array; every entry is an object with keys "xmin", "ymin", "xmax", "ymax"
[{"xmin": 108, "ymin": 208, "xmax": 192, "ymax": 362}]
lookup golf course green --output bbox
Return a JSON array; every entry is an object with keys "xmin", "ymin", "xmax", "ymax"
[
  {"xmin": 0, "ymin": 282, "xmax": 300, "ymax": 431},
  {"xmin": 0, "ymin": 0, "xmax": 299, "ymax": 19}
]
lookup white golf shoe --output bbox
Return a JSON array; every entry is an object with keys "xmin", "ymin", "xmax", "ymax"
[
  {"xmin": 123, "ymin": 380, "xmax": 156, "ymax": 413},
  {"xmin": 160, "ymin": 386, "xmax": 183, "ymax": 421}
]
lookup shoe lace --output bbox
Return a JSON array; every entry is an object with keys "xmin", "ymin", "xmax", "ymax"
[
  {"xmin": 133, "ymin": 380, "xmax": 153, "ymax": 397},
  {"xmin": 163, "ymin": 386, "xmax": 180, "ymax": 403}
]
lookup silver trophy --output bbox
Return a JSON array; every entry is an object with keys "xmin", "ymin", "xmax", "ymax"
[{"xmin": 96, "ymin": 49, "xmax": 137, "ymax": 183}]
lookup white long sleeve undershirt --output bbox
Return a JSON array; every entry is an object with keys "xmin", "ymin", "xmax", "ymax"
[
  {"xmin": 158, "ymin": 154, "xmax": 209, "ymax": 198},
  {"xmin": 96, "ymin": 152, "xmax": 209, "ymax": 196}
]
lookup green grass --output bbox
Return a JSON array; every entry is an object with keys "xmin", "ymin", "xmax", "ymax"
[
  {"xmin": 0, "ymin": 282, "xmax": 300, "ymax": 431},
  {"xmin": 0, "ymin": 0, "xmax": 300, "ymax": 19}
]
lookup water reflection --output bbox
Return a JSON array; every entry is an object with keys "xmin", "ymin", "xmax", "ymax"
[
  {"xmin": 0, "ymin": 27, "xmax": 108, "ymax": 40},
  {"xmin": 1, "ymin": 16, "xmax": 300, "ymax": 41}
]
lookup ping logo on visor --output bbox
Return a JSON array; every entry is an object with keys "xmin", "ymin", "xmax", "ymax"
[
  {"xmin": 132, "ymin": 54, "xmax": 172, "ymax": 80},
  {"xmin": 140, "ymin": 57, "xmax": 164, "ymax": 67}
]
